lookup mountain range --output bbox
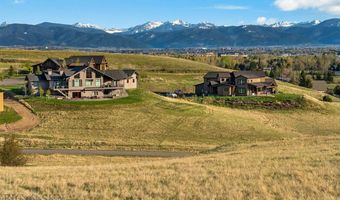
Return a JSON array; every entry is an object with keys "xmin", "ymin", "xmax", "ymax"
[{"xmin": 1, "ymin": 19, "xmax": 340, "ymax": 49}]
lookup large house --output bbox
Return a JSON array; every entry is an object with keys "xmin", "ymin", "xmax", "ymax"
[
  {"xmin": 195, "ymin": 71, "xmax": 277, "ymax": 96},
  {"xmin": 26, "ymin": 56, "xmax": 138, "ymax": 99}
]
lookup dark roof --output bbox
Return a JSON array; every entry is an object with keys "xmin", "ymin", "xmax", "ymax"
[
  {"xmin": 25, "ymin": 74, "xmax": 46, "ymax": 82},
  {"xmin": 64, "ymin": 67, "xmax": 87, "ymax": 77},
  {"xmin": 42, "ymin": 70, "xmax": 64, "ymax": 81},
  {"xmin": 25, "ymin": 74, "xmax": 39, "ymax": 82},
  {"xmin": 65, "ymin": 56, "xmax": 105, "ymax": 66},
  {"xmin": 204, "ymin": 72, "xmax": 231, "ymax": 79},
  {"xmin": 32, "ymin": 58, "xmax": 63, "ymax": 67},
  {"xmin": 233, "ymin": 71, "xmax": 266, "ymax": 78},
  {"xmin": 122, "ymin": 69, "xmax": 137, "ymax": 77},
  {"xmin": 48, "ymin": 58, "xmax": 64, "ymax": 67},
  {"xmin": 103, "ymin": 70, "xmax": 128, "ymax": 81}
]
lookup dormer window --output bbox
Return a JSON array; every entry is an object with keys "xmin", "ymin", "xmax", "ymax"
[{"xmin": 86, "ymin": 69, "xmax": 92, "ymax": 78}]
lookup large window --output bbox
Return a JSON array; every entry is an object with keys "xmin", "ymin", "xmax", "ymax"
[
  {"xmin": 95, "ymin": 79, "xmax": 101, "ymax": 87},
  {"xmin": 239, "ymin": 79, "xmax": 246, "ymax": 85},
  {"xmin": 85, "ymin": 80, "xmax": 93, "ymax": 87}
]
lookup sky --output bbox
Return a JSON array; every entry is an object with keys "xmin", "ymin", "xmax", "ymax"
[{"xmin": 1, "ymin": 0, "xmax": 340, "ymax": 28}]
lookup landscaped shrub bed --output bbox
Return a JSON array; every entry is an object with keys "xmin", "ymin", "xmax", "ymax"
[{"xmin": 192, "ymin": 93, "xmax": 305, "ymax": 109}]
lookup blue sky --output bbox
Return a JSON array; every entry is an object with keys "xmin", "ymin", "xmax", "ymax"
[{"xmin": 0, "ymin": 0, "xmax": 339, "ymax": 28}]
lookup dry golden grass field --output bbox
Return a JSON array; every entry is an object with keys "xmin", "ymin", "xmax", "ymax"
[
  {"xmin": 0, "ymin": 136, "xmax": 339, "ymax": 199},
  {"xmin": 0, "ymin": 49, "xmax": 339, "ymax": 199}
]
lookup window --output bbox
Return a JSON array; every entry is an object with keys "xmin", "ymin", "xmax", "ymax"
[
  {"xmin": 95, "ymin": 79, "xmax": 101, "ymax": 87},
  {"xmin": 73, "ymin": 79, "xmax": 81, "ymax": 87},
  {"xmin": 85, "ymin": 80, "xmax": 93, "ymax": 87},
  {"xmin": 93, "ymin": 91, "xmax": 98, "ymax": 96},
  {"xmin": 86, "ymin": 70, "xmax": 92, "ymax": 78},
  {"xmin": 95, "ymin": 72, "xmax": 101, "ymax": 78},
  {"xmin": 127, "ymin": 79, "xmax": 130, "ymax": 83},
  {"xmin": 133, "ymin": 79, "xmax": 135, "ymax": 83},
  {"xmin": 239, "ymin": 79, "xmax": 246, "ymax": 85},
  {"xmin": 112, "ymin": 81, "xmax": 117, "ymax": 87},
  {"xmin": 238, "ymin": 88, "xmax": 246, "ymax": 94}
]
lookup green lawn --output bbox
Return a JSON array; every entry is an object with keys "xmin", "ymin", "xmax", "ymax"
[
  {"xmin": 25, "ymin": 89, "xmax": 145, "ymax": 112},
  {"xmin": 0, "ymin": 106, "xmax": 22, "ymax": 124}
]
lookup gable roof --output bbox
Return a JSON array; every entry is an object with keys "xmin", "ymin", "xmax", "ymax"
[
  {"xmin": 204, "ymin": 72, "xmax": 231, "ymax": 79},
  {"xmin": 65, "ymin": 56, "xmax": 106, "ymax": 66},
  {"xmin": 122, "ymin": 69, "xmax": 137, "ymax": 77},
  {"xmin": 103, "ymin": 70, "xmax": 128, "ymax": 81},
  {"xmin": 233, "ymin": 71, "xmax": 266, "ymax": 79},
  {"xmin": 32, "ymin": 58, "xmax": 63, "ymax": 68},
  {"xmin": 66, "ymin": 66, "xmax": 112, "ymax": 80},
  {"xmin": 47, "ymin": 58, "xmax": 64, "ymax": 67}
]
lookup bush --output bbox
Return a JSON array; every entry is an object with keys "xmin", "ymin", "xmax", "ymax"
[
  {"xmin": 334, "ymin": 85, "xmax": 340, "ymax": 96},
  {"xmin": 0, "ymin": 135, "xmax": 27, "ymax": 166},
  {"xmin": 322, "ymin": 95, "xmax": 333, "ymax": 102}
]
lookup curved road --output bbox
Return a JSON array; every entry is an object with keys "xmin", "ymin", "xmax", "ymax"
[{"xmin": 23, "ymin": 149, "xmax": 194, "ymax": 158}]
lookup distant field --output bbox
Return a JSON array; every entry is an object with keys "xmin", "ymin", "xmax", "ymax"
[
  {"xmin": 0, "ymin": 49, "xmax": 223, "ymax": 73},
  {"xmin": 0, "ymin": 136, "xmax": 338, "ymax": 199},
  {"xmin": 0, "ymin": 49, "xmax": 226, "ymax": 92}
]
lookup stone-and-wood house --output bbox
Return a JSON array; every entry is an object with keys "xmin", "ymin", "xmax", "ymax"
[
  {"xmin": 26, "ymin": 56, "xmax": 138, "ymax": 99},
  {"xmin": 195, "ymin": 71, "xmax": 277, "ymax": 96}
]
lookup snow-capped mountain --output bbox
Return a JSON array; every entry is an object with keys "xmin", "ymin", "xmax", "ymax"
[
  {"xmin": 271, "ymin": 21, "xmax": 295, "ymax": 28},
  {"xmin": 268, "ymin": 20, "xmax": 321, "ymax": 28},
  {"xmin": 197, "ymin": 22, "xmax": 216, "ymax": 29},
  {"xmin": 126, "ymin": 21, "xmax": 164, "ymax": 34},
  {"xmin": 105, "ymin": 28, "xmax": 126, "ymax": 34},
  {"xmin": 73, "ymin": 22, "xmax": 101, "ymax": 29},
  {"xmin": 0, "ymin": 22, "xmax": 7, "ymax": 27}
]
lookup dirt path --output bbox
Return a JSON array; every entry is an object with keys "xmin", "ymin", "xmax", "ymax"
[
  {"xmin": 23, "ymin": 149, "xmax": 194, "ymax": 157},
  {"xmin": 0, "ymin": 99, "xmax": 40, "ymax": 132}
]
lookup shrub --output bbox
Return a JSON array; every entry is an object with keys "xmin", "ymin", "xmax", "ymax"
[
  {"xmin": 334, "ymin": 85, "xmax": 340, "ymax": 96},
  {"xmin": 0, "ymin": 135, "xmax": 27, "ymax": 166},
  {"xmin": 322, "ymin": 95, "xmax": 333, "ymax": 102}
]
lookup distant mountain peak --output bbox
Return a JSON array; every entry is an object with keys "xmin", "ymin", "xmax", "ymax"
[
  {"xmin": 0, "ymin": 21, "xmax": 7, "ymax": 27},
  {"xmin": 270, "ymin": 21, "xmax": 295, "ymax": 28},
  {"xmin": 171, "ymin": 19, "xmax": 188, "ymax": 26},
  {"xmin": 73, "ymin": 22, "xmax": 101, "ymax": 29}
]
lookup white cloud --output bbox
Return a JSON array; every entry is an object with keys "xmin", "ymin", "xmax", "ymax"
[
  {"xmin": 213, "ymin": 5, "xmax": 248, "ymax": 10},
  {"xmin": 274, "ymin": 0, "xmax": 340, "ymax": 15},
  {"xmin": 256, "ymin": 16, "xmax": 277, "ymax": 25}
]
